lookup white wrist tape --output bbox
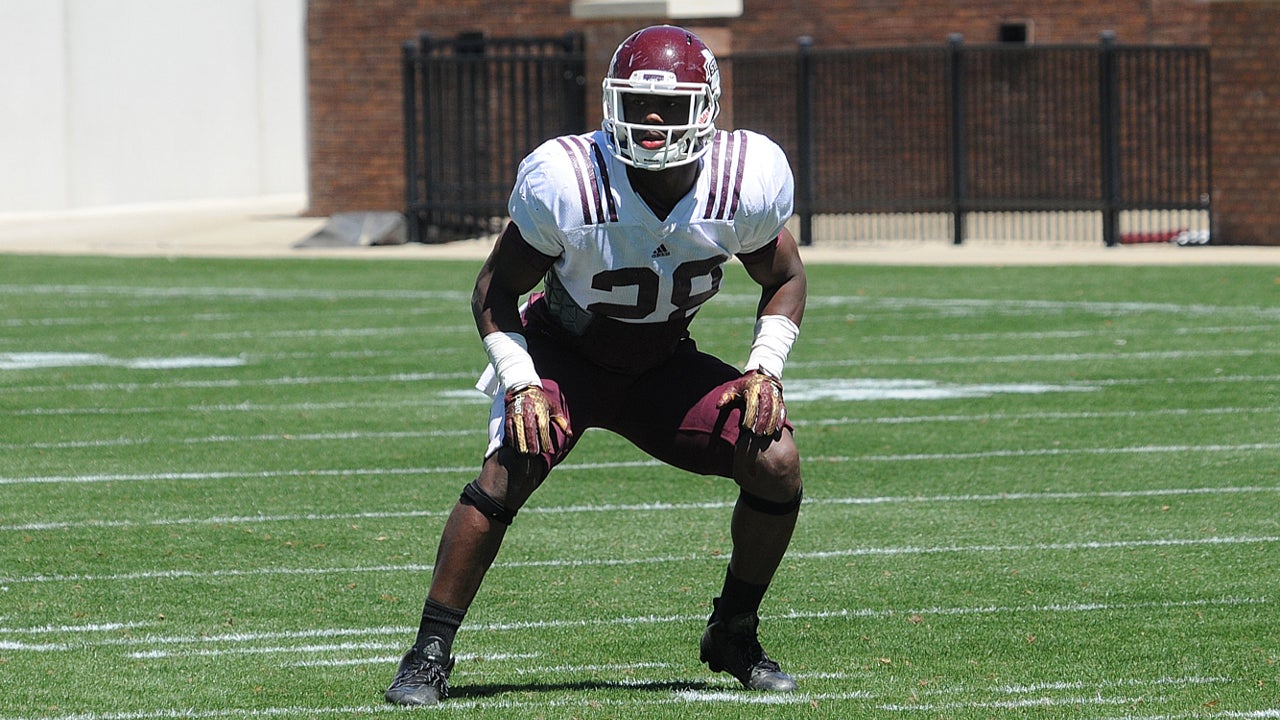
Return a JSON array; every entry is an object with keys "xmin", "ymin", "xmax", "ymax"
[
  {"xmin": 482, "ymin": 331, "xmax": 541, "ymax": 391},
  {"xmin": 745, "ymin": 315, "xmax": 800, "ymax": 379}
]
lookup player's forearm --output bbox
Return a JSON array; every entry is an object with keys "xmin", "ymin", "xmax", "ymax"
[
  {"xmin": 471, "ymin": 275, "xmax": 524, "ymax": 338},
  {"xmin": 756, "ymin": 272, "xmax": 806, "ymax": 326}
]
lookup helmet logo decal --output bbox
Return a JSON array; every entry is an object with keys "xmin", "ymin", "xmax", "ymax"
[
  {"xmin": 701, "ymin": 49, "xmax": 720, "ymax": 94},
  {"xmin": 630, "ymin": 70, "xmax": 678, "ymax": 86}
]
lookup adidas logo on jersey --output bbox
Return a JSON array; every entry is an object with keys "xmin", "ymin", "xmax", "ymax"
[{"xmin": 651, "ymin": 243, "xmax": 670, "ymax": 258}]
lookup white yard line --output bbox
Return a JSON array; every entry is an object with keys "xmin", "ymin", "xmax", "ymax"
[
  {"xmin": 828, "ymin": 441, "xmax": 1280, "ymax": 462},
  {"xmin": 7, "ymin": 283, "xmax": 1278, "ymax": 319},
  {"xmin": 0, "ymin": 371, "xmax": 478, "ymax": 395},
  {"xmin": 0, "ymin": 284, "xmax": 470, "ymax": 302},
  {"xmin": 3, "ymin": 369, "xmax": 1277, "ymax": 398},
  {"xmin": 790, "ymin": 346, "xmax": 1280, "ymax": 369},
  {"xmin": 1, "ymin": 428, "xmax": 476, "ymax": 451},
  {"xmin": 4, "ymin": 440, "xmax": 1275, "ymax": 487},
  {"xmin": 6, "ymin": 397, "xmax": 479, "ymax": 417},
  {"xmin": 7, "ymin": 404, "xmax": 1277, "ymax": 450},
  {"xmin": 4, "ymin": 484, "xmax": 1279, "ymax": 532}
]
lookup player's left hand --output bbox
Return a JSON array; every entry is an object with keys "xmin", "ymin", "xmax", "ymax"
[{"xmin": 717, "ymin": 370, "xmax": 787, "ymax": 437}]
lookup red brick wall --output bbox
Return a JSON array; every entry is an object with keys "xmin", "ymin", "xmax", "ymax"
[
  {"xmin": 306, "ymin": 0, "xmax": 1208, "ymax": 217},
  {"xmin": 1210, "ymin": 1, "xmax": 1280, "ymax": 246}
]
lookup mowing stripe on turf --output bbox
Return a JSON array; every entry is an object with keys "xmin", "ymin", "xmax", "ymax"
[
  {"xmin": 8, "ymin": 404, "xmax": 1279, "ymax": 450},
  {"xmin": 3, "ymin": 370, "xmax": 1278, "ymax": 398},
  {"xmin": 4, "ymin": 441, "xmax": 1276, "ymax": 486},
  {"xmin": 2, "ymin": 537, "xmax": 1275, "ymax": 585},
  {"xmin": 4, "ymin": 598, "xmax": 1263, "ymax": 654},
  {"xmin": 4, "ymin": 485, "xmax": 1279, "ymax": 532},
  {"xmin": 5, "ymin": 398, "xmax": 1276, "ymax": 424},
  {"xmin": 1, "ymin": 696, "xmax": 1272, "ymax": 720}
]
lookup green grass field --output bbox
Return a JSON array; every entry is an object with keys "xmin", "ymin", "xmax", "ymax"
[{"xmin": 1, "ymin": 254, "xmax": 1277, "ymax": 719}]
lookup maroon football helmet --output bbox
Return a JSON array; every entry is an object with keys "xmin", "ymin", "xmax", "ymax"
[{"xmin": 602, "ymin": 25, "xmax": 721, "ymax": 170}]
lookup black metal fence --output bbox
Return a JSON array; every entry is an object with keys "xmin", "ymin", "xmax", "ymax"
[
  {"xmin": 732, "ymin": 33, "xmax": 1211, "ymax": 246},
  {"xmin": 401, "ymin": 32, "xmax": 587, "ymax": 243},
  {"xmin": 403, "ymin": 32, "xmax": 1210, "ymax": 247}
]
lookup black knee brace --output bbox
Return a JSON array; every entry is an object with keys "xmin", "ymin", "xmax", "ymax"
[
  {"xmin": 460, "ymin": 480, "xmax": 518, "ymax": 525},
  {"xmin": 739, "ymin": 486, "xmax": 803, "ymax": 516}
]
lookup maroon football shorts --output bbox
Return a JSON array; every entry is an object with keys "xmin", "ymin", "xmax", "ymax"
[{"xmin": 484, "ymin": 329, "xmax": 793, "ymax": 479}]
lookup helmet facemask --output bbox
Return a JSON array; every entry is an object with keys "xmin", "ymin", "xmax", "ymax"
[{"xmin": 603, "ymin": 73, "xmax": 718, "ymax": 170}]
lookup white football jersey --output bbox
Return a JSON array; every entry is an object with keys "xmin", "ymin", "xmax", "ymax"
[{"xmin": 509, "ymin": 128, "xmax": 794, "ymax": 326}]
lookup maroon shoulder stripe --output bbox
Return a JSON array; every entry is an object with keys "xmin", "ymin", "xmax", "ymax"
[
  {"xmin": 727, "ymin": 130, "xmax": 749, "ymax": 220},
  {"xmin": 705, "ymin": 131, "xmax": 747, "ymax": 221},
  {"xmin": 703, "ymin": 131, "xmax": 725, "ymax": 220},
  {"xmin": 588, "ymin": 141, "xmax": 618, "ymax": 223},
  {"xmin": 556, "ymin": 137, "xmax": 601, "ymax": 225},
  {"xmin": 714, "ymin": 132, "xmax": 737, "ymax": 220}
]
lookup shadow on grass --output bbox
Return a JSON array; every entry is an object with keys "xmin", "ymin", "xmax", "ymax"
[{"xmin": 451, "ymin": 677, "xmax": 721, "ymax": 700}]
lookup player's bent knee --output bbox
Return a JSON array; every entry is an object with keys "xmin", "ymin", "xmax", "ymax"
[
  {"xmin": 459, "ymin": 480, "xmax": 518, "ymax": 526},
  {"xmin": 738, "ymin": 433, "xmax": 801, "ymax": 490}
]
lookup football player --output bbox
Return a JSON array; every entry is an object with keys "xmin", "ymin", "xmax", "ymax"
[{"xmin": 386, "ymin": 24, "xmax": 807, "ymax": 705}]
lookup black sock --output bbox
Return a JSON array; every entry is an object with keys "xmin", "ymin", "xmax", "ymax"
[
  {"xmin": 414, "ymin": 597, "xmax": 466, "ymax": 657},
  {"xmin": 713, "ymin": 566, "xmax": 769, "ymax": 622}
]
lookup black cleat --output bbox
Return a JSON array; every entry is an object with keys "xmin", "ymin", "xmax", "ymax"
[
  {"xmin": 384, "ymin": 638, "xmax": 456, "ymax": 706},
  {"xmin": 700, "ymin": 610, "xmax": 798, "ymax": 691}
]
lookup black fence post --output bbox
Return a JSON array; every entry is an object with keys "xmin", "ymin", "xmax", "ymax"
[
  {"xmin": 795, "ymin": 35, "xmax": 815, "ymax": 247},
  {"xmin": 948, "ymin": 34, "xmax": 967, "ymax": 245},
  {"xmin": 417, "ymin": 33, "xmax": 436, "ymax": 238},
  {"xmin": 1099, "ymin": 30, "xmax": 1121, "ymax": 247},
  {"xmin": 401, "ymin": 41, "xmax": 421, "ymax": 244}
]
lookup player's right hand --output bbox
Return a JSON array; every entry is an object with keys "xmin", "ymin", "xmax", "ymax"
[{"xmin": 503, "ymin": 385, "xmax": 570, "ymax": 455}]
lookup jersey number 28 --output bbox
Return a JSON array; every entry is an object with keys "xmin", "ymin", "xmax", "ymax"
[{"xmin": 585, "ymin": 256, "xmax": 725, "ymax": 322}]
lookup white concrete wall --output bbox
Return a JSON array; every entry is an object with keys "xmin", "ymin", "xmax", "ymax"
[{"xmin": 0, "ymin": 0, "xmax": 307, "ymax": 215}]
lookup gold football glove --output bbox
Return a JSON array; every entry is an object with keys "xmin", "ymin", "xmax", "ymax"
[
  {"xmin": 717, "ymin": 370, "xmax": 787, "ymax": 437},
  {"xmin": 503, "ymin": 385, "xmax": 570, "ymax": 455}
]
